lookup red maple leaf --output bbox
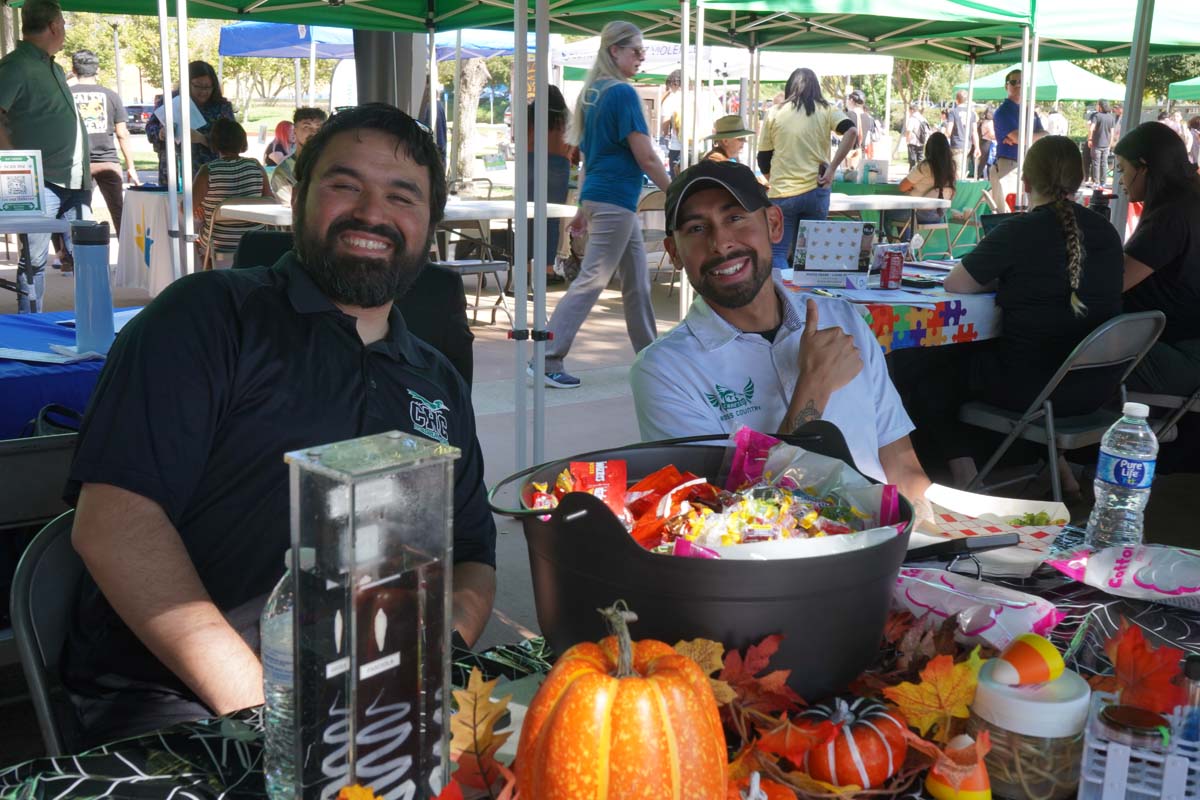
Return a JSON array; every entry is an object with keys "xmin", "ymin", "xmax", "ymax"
[
  {"xmin": 882, "ymin": 610, "xmax": 917, "ymax": 645},
  {"xmin": 720, "ymin": 635, "xmax": 805, "ymax": 715},
  {"xmin": 1104, "ymin": 619, "xmax": 1187, "ymax": 714},
  {"xmin": 433, "ymin": 780, "xmax": 464, "ymax": 800},
  {"xmin": 753, "ymin": 713, "xmax": 839, "ymax": 765}
]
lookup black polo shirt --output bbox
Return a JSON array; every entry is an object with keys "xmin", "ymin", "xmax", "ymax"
[{"xmin": 62, "ymin": 253, "xmax": 496, "ymax": 697}]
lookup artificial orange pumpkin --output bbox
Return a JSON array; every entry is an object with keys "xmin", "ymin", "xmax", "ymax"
[
  {"xmin": 798, "ymin": 697, "xmax": 907, "ymax": 788},
  {"xmin": 515, "ymin": 602, "xmax": 728, "ymax": 799}
]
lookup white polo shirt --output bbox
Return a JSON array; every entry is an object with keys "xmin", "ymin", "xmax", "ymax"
[{"xmin": 630, "ymin": 282, "xmax": 914, "ymax": 483}]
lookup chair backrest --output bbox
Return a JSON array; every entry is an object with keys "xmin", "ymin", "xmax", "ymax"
[
  {"xmin": 637, "ymin": 190, "xmax": 666, "ymax": 212},
  {"xmin": 1023, "ymin": 311, "xmax": 1166, "ymax": 415},
  {"xmin": 233, "ymin": 229, "xmax": 294, "ymax": 269},
  {"xmin": 11, "ymin": 510, "xmax": 83, "ymax": 755},
  {"xmin": 204, "ymin": 197, "xmax": 277, "ymax": 269},
  {"xmin": 0, "ymin": 433, "xmax": 76, "ymax": 532}
]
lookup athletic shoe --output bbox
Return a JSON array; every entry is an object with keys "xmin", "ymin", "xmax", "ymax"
[{"xmin": 527, "ymin": 365, "xmax": 581, "ymax": 388}]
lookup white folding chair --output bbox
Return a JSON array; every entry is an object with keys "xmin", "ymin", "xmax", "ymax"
[{"xmin": 201, "ymin": 197, "xmax": 276, "ymax": 271}]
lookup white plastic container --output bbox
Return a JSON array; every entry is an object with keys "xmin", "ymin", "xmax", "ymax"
[{"xmin": 967, "ymin": 660, "xmax": 1092, "ymax": 799}]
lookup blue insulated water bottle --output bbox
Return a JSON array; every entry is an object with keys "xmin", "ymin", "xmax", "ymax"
[{"xmin": 72, "ymin": 220, "xmax": 115, "ymax": 355}]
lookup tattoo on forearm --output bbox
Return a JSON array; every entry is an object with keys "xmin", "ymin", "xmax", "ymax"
[{"xmin": 788, "ymin": 400, "xmax": 822, "ymax": 433}]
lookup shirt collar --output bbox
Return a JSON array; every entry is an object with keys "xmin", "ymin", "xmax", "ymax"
[
  {"xmin": 277, "ymin": 252, "xmax": 430, "ymax": 368},
  {"xmin": 683, "ymin": 276, "xmax": 802, "ymax": 351},
  {"xmin": 16, "ymin": 40, "xmax": 51, "ymax": 63}
]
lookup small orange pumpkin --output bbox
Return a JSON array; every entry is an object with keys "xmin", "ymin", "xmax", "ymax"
[
  {"xmin": 798, "ymin": 697, "xmax": 907, "ymax": 788},
  {"xmin": 515, "ymin": 602, "xmax": 728, "ymax": 799}
]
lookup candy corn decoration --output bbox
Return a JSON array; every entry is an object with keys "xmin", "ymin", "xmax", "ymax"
[
  {"xmin": 991, "ymin": 633, "xmax": 1065, "ymax": 686},
  {"xmin": 925, "ymin": 734, "xmax": 991, "ymax": 800}
]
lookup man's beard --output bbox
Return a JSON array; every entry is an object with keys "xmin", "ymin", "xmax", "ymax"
[
  {"xmin": 689, "ymin": 247, "xmax": 772, "ymax": 310},
  {"xmin": 295, "ymin": 215, "xmax": 427, "ymax": 308}
]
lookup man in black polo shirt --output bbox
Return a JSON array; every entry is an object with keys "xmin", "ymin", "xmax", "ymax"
[{"xmin": 62, "ymin": 104, "xmax": 497, "ymax": 745}]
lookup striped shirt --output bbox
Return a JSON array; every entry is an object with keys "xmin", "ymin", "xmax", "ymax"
[{"xmin": 198, "ymin": 156, "xmax": 266, "ymax": 255}]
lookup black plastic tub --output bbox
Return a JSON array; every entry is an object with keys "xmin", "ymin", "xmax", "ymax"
[{"xmin": 489, "ymin": 425, "xmax": 912, "ymax": 701}]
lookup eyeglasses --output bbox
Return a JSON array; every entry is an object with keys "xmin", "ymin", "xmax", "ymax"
[
  {"xmin": 624, "ymin": 45, "xmax": 645, "ymax": 58},
  {"xmin": 1005, "ymin": 79, "xmax": 1021, "ymax": 86}
]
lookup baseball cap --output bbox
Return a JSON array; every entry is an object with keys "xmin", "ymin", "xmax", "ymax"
[{"xmin": 665, "ymin": 160, "xmax": 770, "ymax": 234}]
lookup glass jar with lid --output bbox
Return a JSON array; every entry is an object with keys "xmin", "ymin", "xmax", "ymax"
[{"xmin": 967, "ymin": 659, "xmax": 1092, "ymax": 800}]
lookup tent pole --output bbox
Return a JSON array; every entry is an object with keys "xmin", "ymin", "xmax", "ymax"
[
  {"xmin": 294, "ymin": 58, "xmax": 302, "ymax": 107},
  {"xmin": 450, "ymin": 30, "xmax": 463, "ymax": 186},
  {"xmin": 1111, "ymin": 0, "xmax": 1155, "ymax": 238},
  {"xmin": 177, "ymin": 0, "xmax": 194, "ymax": 276},
  {"xmin": 1016, "ymin": 25, "xmax": 1029, "ymax": 211},
  {"xmin": 308, "ymin": 35, "xmax": 317, "ymax": 106},
  {"xmin": 962, "ymin": 57, "xmax": 975, "ymax": 181},
  {"xmin": 533, "ymin": 0, "xmax": 549, "ymax": 464},
  {"xmin": 1024, "ymin": 2, "xmax": 1041, "ymax": 209},
  {"xmin": 691, "ymin": 0, "xmax": 704, "ymax": 166},
  {"xmin": 512, "ymin": 0, "xmax": 529, "ymax": 471},
  {"xmin": 884, "ymin": 59, "xmax": 893, "ymax": 165},
  {"xmin": 428, "ymin": 31, "xmax": 437, "ymax": 136},
  {"xmin": 155, "ymin": 0, "xmax": 180, "ymax": 284},
  {"xmin": 679, "ymin": 0, "xmax": 690, "ymax": 173}
]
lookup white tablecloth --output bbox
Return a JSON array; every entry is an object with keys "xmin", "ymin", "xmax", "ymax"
[{"xmin": 115, "ymin": 190, "xmax": 177, "ymax": 297}]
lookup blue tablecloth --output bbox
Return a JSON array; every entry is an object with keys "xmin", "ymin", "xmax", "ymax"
[{"xmin": 0, "ymin": 310, "xmax": 136, "ymax": 440}]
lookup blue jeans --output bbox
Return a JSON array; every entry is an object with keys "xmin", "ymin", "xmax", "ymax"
[
  {"xmin": 770, "ymin": 187, "xmax": 831, "ymax": 270},
  {"xmin": 18, "ymin": 185, "xmax": 92, "ymax": 313}
]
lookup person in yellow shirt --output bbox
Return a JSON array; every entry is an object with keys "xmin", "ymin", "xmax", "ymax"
[{"xmin": 757, "ymin": 67, "xmax": 858, "ymax": 270}]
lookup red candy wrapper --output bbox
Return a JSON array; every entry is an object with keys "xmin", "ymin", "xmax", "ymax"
[{"xmin": 566, "ymin": 460, "xmax": 628, "ymax": 518}]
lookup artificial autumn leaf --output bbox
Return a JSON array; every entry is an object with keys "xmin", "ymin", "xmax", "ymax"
[
  {"xmin": 883, "ymin": 610, "xmax": 918, "ymax": 645},
  {"xmin": 728, "ymin": 744, "xmax": 769, "ymax": 783},
  {"xmin": 902, "ymin": 727, "xmax": 992, "ymax": 790},
  {"xmin": 336, "ymin": 786, "xmax": 382, "ymax": 800},
  {"xmin": 432, "ymin": 781, "xmax": 464, "ymax": 800},
  {"xmin": 1104, "ymin": 618, "xmax": 1187, "ymax": 714},
  {"xmin": 883, "ymin": 646, "xmax": 984, "ymax": 743},
  {"xmin": 493, "ymin": 761, "xmax": 519, "ymax": 800},
  {"xmin": 720, "ymin": 634, "xmax": 805, "ymax": 714},
  {"xmin": 449, "ymin": 668, "xmax": 513, "ymax": 790},
  {"xmin": 753, "ymin": 713, "xmax": 839, "ymax": 765},
  {"xmin": 676, "ymin": 637, "xmax": 736, "ymax": 705},
  {"xmin": 1087, "ymin": 674, "xmax": 1120, "ymax": 694},
  {"xmin": 778, "ymin": 769, "xmax": 862, "ymax": 798},
  {"xmin": 726, "ymin": 774, "xmax": 798, "ymax": 799}
]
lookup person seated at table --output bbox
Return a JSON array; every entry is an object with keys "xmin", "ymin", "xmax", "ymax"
[
  {"xmin": 917, "ymin": 135, "xmax": 1124, "ymax": 489},
  {"xmin": 1116, "ymin": 121, "xmax": 1200, "ymax": 462},
  {"xmin": 192, "ymin": 118, "xmax": 272, "ymax": 268},
  {"xmin": 62, "ymin": 103, "xmax": 497, "ymax": 747},
  {"xmin": 270, "ymin": 106, "xmax": 327, "ymax": 205},
  {"xmin": 629, "ymin": 160, "xmax": 931, "ymax": 504},
  {"xmin": 702, "ymin": 114, "xmax": 755, "ymax": 164},
  {"xmin": 262, "ymin": 119, "xmax": 292, "ymax": 166},
  {"xmin": 882, "ymin": 130, "xmax": 956, "ymax": 240}
]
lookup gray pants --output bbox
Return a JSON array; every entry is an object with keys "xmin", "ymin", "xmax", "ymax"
[
  {"xmin": 1128, "ymin": 338, "xmax": 1200, "ymax": 396},
  {"xmin": 544, "ymin": 200, "xmax": 656, "ymax": 372},
  {"xmin": 1092, "ymin": 146, "xmax": 1111, "ymax": 185}
]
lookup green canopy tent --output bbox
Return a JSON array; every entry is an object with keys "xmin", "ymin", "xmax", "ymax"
[
  {"xmin": 953, "ymin": 61, "xmax": 1126, "ymax": 103},
  {"xmin": 1169, "ymin": 75, "xmax": 1200, "ymax": 101}
]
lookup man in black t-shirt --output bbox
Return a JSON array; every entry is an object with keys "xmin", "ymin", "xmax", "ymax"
[
  {"xmin": 1088, "ymin": 100, "xmax": 1117, "ymax": 187},
  {"xmin": 63, "ymin": 104, "xmax": 497, "ymax": 746},
  {"xmin": 69, "ymin": 50, "xmax": 140, "ymax": 232}
]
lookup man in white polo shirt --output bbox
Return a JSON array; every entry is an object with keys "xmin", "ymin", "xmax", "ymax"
[{"xmin": 630, "ymin": 160, "xmax": 930, "ymax": 500}]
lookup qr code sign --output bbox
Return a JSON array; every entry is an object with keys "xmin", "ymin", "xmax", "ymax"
[{"xmin": 4, "ymin": 174, "xmax": 30, "ymax": 195}]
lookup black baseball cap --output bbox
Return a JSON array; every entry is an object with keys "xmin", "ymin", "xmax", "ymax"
[{"xmin": 665, "ymin": 160, "xmax": 770, "ymax": 234}]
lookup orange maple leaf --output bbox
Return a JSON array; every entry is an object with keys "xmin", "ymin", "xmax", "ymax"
[
  {"xmin": 433, "ymin": 781, "xmax": 464, "ymax": 800},
  {"xmin": 448, "ymin": 668, "xmax": 513, "ymax": 791},
  {"xmin": 728, "ymin": 744, "xmax": 767, "ymax": 783},
  {"xmin": 1104, "ymin": 619, "xmax": 1187, "ymax": 714},
  {"xmin": 883, "ymin": 610, "xmax": 917, "ymax": 645},
  {"xmin": 902, "ymin": 727, "xmax": 991, "ymax": 790},
  {"xmin": 753, "ymin": 713, "xmax": 838, "ymax": 765},
  {"xmin": 720, "ymin": 635, "xmax": 805, "ymax": 714},
  {"xmin": 882, "ymin": 646, "xmax": 983, "ymax": 743}
]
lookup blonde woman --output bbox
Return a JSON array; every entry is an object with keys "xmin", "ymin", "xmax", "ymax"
[
  {"xmin": 533, "ymin": 21, "xmax": 671, "ymax": 388},
  {"xmin": 906, "ymin": 136, "xmax": 1124, "ymax": 488}
]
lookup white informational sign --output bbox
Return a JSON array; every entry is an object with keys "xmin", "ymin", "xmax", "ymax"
[
  {"xmin": 794, "ymin": 220, "xmax": 874, "ymax": 271},
  {"xmin": 0, "ymin": 150, "xmax": 45, "ymax": 216},
  {"xmin": 153, "ymin": 95, "xmax": 207, "ymax": 142}
]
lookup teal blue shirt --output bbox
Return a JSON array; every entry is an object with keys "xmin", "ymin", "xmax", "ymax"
[
  {"xmin": 579, "ymin": 81, "xmax": 650, "ymax": 212},
  {"xmin": 0, "ymin": 41, "xmax": 90, "ymax": 189}
]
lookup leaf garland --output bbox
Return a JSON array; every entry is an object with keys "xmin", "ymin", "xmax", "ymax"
[
  {"xmin": 882, "ymin": 647, "xmax": 984, "ymax": 743},
  {"xmin": 443, "ymin": 667, "xmax": 518, "ymax": 799}
]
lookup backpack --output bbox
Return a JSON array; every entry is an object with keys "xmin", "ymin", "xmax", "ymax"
[{"xmin": 916, "ymin": 117, "xmax": 933, "ymax": 147}]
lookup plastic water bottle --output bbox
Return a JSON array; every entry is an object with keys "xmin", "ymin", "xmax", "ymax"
[
  {"xmin": 261, "ymin": 549, "xmax": 312, "ymax": 800},
  {"xmin": 71, "ymin": 221, "xmax": 114, "ymax": 355},
  {"xmin": 1085, "ymin": 402, "xmax": 1158, "ymax": 550}
]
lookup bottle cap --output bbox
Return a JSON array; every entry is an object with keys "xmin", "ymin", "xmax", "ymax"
[
  {"xmin": 972, "ymin": 660, "xmax": 1091, "ymax": 738},
  {"xmin": 69, "ymin": 220, "xmax": 110, "ymax": 245},
  {"xmin": 1185, "ymin": 654, "xmax": 1200, "ymax": 681},
  {"xmin": 1123, "ymin": 402, "xmax": 1150, "ymax": 419},
  {"xmin": 282, "ymin": 547, "xmax": 316, "ymax": 571}
]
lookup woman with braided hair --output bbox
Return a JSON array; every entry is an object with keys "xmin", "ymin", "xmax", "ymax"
[{"xmin": 898, "ymin": 136, "xmax": 1123, "ymax": 488}]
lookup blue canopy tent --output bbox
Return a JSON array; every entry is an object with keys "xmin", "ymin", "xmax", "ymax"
[
  {"xmin": 433, "ymin": 29, "xmax": 536, "ymax": 61},
  {"xmin": 218, "ymin": 21, "xmax": 355, "ymax": 106}
]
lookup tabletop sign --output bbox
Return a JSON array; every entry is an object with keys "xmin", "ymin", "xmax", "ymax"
[
  {"xmin": 0, "ymin": 150, "xmax": 46, "ymax": 216},
  {"xmin": 791, "ymin": 220, "xmax": 875, "ymax": 289}
]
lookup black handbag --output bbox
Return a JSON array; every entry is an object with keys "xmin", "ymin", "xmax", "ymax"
[{"xmin": 21, "ymin": 404, "xmax": 84, "ymax": 438}]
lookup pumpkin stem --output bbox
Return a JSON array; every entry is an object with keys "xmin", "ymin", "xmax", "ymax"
[{"xmin": 598, "ymin": 600, "xmax": 638, "ymax": 678}]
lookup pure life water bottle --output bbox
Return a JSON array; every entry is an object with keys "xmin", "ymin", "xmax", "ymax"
[{"xmin": 1085, "ymin": 402, "xmax": 1159, "ymax": 550}]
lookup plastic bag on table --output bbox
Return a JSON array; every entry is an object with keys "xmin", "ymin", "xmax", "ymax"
[{"xmin": 1048, "ymin": 545, "xmax": 1200, "ymax": 612}]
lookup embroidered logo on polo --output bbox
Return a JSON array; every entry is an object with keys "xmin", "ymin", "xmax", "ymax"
[
  {"xmin": 407, "ymin": 389, "xmax": 449, "ymax": 444},
  {"xmin": 704, "ymin": 378, "xmax": 761, "ymax": 421}
]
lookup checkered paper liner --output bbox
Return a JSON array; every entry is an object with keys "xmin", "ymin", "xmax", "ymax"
[{"xmin": 932, "ymin": 510, "xmax": 1063, "ymax": 553}]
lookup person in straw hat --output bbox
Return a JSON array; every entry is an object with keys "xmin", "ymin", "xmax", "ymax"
[{"xmin": 702, "ymin": 114, "xmax": 756, "ymax": 163}]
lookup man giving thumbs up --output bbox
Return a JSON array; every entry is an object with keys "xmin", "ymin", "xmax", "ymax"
[{"xmin": 630, "ymin": 160, "xmax": 930, "ymax": 499}]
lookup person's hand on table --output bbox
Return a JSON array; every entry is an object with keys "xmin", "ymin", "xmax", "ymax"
[{"xmin": 127, "ymin": 166, "xmax": 142, "ymax": 186}]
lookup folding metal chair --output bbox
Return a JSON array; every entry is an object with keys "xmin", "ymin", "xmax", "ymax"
[
  {"xmin": 638, "ymin": 190, "xmax": 675, "ymax": 292},
  {"xmin": 960, "ymin": 311, "xmax": 1166, "ymax": 503},
  {"xmin": 1126, "ymin": 385, "xmax": 1200, "ymax": 442}
]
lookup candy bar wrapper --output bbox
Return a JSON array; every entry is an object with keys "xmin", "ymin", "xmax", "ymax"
[
  {"xmin": 1048, "ymin": 545, "xmax": 1200, "ymax": 612},
  {"xmin": 893, "ymin": 567, "xmax": 1064, "ymax": 650},
  {"xmin": 568, "ymin": 460, "xmax": 628, "ymax": 518},
  {"xmin": 627, "ymin": 465, "xmax": 694, "ymax": 519},
  {"xmin": 725, "ymin": 427, "xmax": 783, "ymax": 491},
  {"xmin": 530, "ymin": 481, "xmax": 557, "ymax": 522}
]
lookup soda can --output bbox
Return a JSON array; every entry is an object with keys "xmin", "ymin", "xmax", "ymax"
[{"xmin": 882, "ymin": 248, "xmax": 904, "ymax": 289}]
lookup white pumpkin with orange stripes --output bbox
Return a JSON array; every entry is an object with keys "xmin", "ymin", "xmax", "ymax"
[{"xmin": 798, "ymin": 697, "xmax": 908, "ymax": 788}]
